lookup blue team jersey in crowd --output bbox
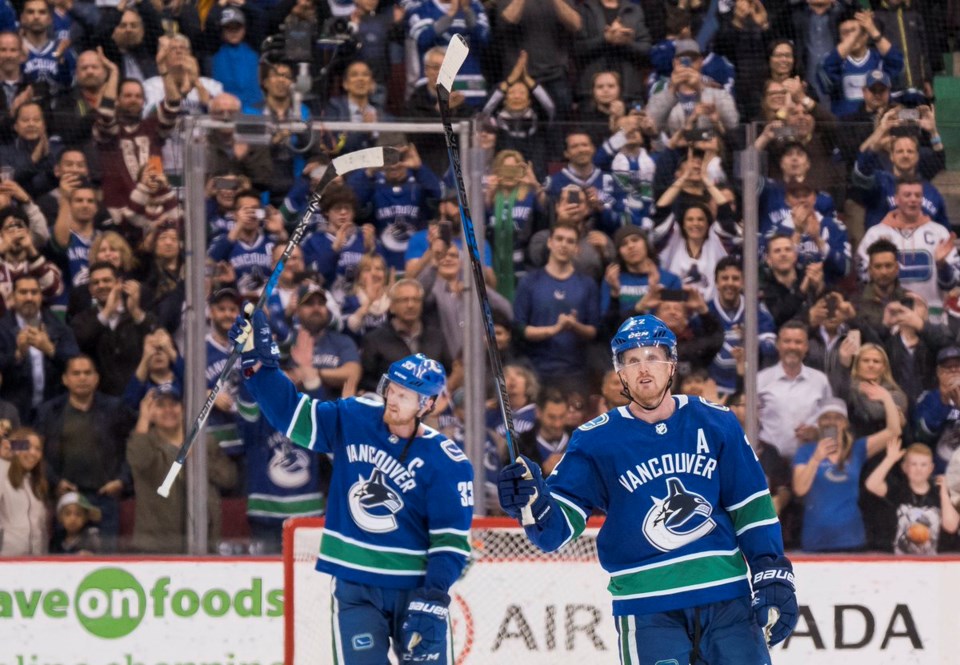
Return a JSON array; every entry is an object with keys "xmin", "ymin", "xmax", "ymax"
[
  {"xmin": 853, "ymin": 151, "xmax": 951, "ymax": 230},
  {"xmin": 301, "ymin": 229, "xmax": 369, "ymax": 296},
  {"xmin": 513, "ymin": 269, "xmax": 600, "ymax": 377},
  {"xmin": 601, "ymin": 269, "xmax": 681, "ymax": 321},
  {"xmin": 246, "ymin": 368, "xmax": 473, "ymax": 591},
  {"xmin": 237, "ymin": 387, "xmax": 326, "ymax": 526},
  {"xmin": 205, "ymin": 335, "xmax": 242, "ymax": 453},
  {"xmin": 537, "ymin": 396, "xmax": 782, "ymax": 616},
  {"xmin": 792, "ymin": 437, "xmax": 868, "ymax": 551},
  {"xmin": 207, "ymin": 232, "xmax": 275, "ymax": 294},
  {"xmin": 708, "ymin": 297, "xmax": 777, "ymax": 394}
]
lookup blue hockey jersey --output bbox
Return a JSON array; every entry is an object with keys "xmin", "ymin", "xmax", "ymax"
[
  {"xmin": 347, "ymin": 166, "xmax": 442, "ymax": 270},
  {"xmin": 407, "ymin": 0, "xmax": 490, "ymax": 105},
  {"xmin": 708, "ymin": 297, "xmax": 777, "ymax": 394},
  {"xmin": 819, "ymin": 46, "xmax": 904, "ymax": 116},
  {"xmin": 526, "ymin": 396, "xmax": 783, "ymax": 616},
  {"xmin": 236, "ymin": 388, "xmax": 326, "ymax": 526},
  {"xmin": 852, "ymin": 151, "xmax": 950, "ymax": 231},
  {"xmin": 245, "ymin": 367, "xmax": 474, "ymax": 592},
  {"xmin": 207, "ymin": 232, "xmax": 275, "ymax": 295},
  {"xmin": 545, "ymin": 165, "xmax": 620, "ymax": 235},
  {"xmin": 206, "ymin": 334, "xmax": 242, "ymax": 454}
]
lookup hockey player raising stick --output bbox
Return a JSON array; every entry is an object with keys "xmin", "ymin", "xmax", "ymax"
[
  {"xmin": 230, "ymin": 308, "xmax": 473, "ymax": 664},
  {"xmin": 499, "ymin": 314, "xmax": 798, "ymax": 663}
]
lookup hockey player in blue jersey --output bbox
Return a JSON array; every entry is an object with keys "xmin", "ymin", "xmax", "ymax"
[
  {"xmin": 498, "ymin": 314, "xmax": 798, "ymax": 664},
  {"xmin": 229, "ymin": 308, "xmax": 473, "ymax": 664}
]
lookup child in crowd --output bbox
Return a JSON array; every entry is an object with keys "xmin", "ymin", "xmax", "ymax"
[
  {"xmin": 50, "ymin": 492, "xmax": 102, "ymax": 555},
  {"xmin": 865, "ymin": 440, "xmax": 960, "ymax": 554}
]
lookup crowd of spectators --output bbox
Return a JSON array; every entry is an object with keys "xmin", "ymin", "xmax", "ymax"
[{"xmin": 1, "ymin": 0, "xmax": 960, "ymax": 556}]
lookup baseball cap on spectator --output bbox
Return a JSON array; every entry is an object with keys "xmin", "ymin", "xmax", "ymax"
[
  {"xmin": 56, "ymin": 492, "xmax": 102, "ymax": 523},
  {"xmin": 812, "ymin": 397, "xmax": 848, "ymax": 422},
  {"xmin": 298, "ymin": 281, "xmax": 327, "ymax": 304},
  {"xmin": 936, "ymin": 346, "xmax": 960, "ymax": 366},
  {"xmin": 221, "ymin": 7, "xmax": 245, "ymax": 26},
  {"xmin": 154, "ymin": 383, "xmax": 182, "ymax": 401},
  {"xmin": 614, "ymin": 225, "xmax": 645, "ymax": 250},
  {"xmin": 674, "ymin": 39, "xmax": 701, "ymax": 58},
  {"xmin": 865, "ymin": 70, "xmax": 891, "ymax": 90},
  {"xmin": 209, "ymin": 287, "xmax": 242, "ymax": 307}
]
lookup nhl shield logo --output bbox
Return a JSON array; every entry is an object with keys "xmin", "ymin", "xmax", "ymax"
[{"xmin": 655, "ymin": 423, "xmax": 668, "ymax": 435}]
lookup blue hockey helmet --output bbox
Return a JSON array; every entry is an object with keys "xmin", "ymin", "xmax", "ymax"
[
  {"xmin": 611, "ymin": 315, "xmax": 678, "ymax": 369},
  {"xmin": 378, "ymin": 353, "xmax": 447, "ymax": 409}
]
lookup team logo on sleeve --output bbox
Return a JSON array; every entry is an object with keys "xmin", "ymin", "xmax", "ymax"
[
  {"xmin": 348, "ymin": 469, "xmax": 405, "ymax": 533},
  {"xmin": 642, "ymin": 478, "xmax": 716, "ymax": 552}
]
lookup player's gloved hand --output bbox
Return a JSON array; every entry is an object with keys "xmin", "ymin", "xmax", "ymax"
[
  {"xmin": 750, "ymin": 556, "xmax": 798, "ymax": 647},
  {"xmin": 498, "ymin": 455, "xmax": 551, "ymax": 522},
  {"xmin": 401, "ymin": 588, "xmax": 450, "ymax": 663},
  {"xmin": 228, "ymin": 306, "xmax": 279, "ymax": 370}
]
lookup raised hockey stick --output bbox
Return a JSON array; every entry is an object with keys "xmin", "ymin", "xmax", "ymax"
[
  {"xmin": 436, "ymin": 36, "xmax": 533, "ymax": 526},
  {"xmin": 158, "ymin": 146, "xmax": 395, "ymax": 497}
]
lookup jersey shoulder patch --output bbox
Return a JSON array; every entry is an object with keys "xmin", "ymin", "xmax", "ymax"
[
  {"xmin": 440, "ymin": 438, "xmax": 469, "ymax": 463},
  {"xmin": 353, "ymin": 394, "xmax": 385, "ymax": 409},
  {"xmin": 578, "ymin": 413, "xmax": 610, "ymax": 432},
  {"xmin": 697, "ymin": 396, "xmax": 730, "ymax": 412}
]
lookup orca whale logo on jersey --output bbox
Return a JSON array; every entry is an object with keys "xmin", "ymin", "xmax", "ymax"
[
  {"xmin": 642, "ymin": 478, "xmax": 716, "ymax": 552},
  {"xmin": 348, "ymin": 469, "xmax": 405, "ymax": 533}
]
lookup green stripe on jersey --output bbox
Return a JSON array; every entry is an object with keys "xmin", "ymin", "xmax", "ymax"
[
  {"xmin": 554, "ymin": 495, "xmax": 587, "ymax": 541},
  {"xmin": 321, "ymin": 531, "xmax": 427, "ymax": 574},
  {"xmin": 287, "ymin": 395, "xmax": 317, "ymax": 448},
  {"xmin": 619, "ymin": 616, "xmax": 632, "ymax": 665},
  {"xmin": 608, "ymin": 551, "xmax": 748, "ymax": 598},
  {"xmin": 429, "ymin": 531, "xmax": 471, "ymax": 555},
  {"xmin": 247, "ymin": 494, "xmax": 325, "ymax": 517},
  {"xmin": 729, "ymin": 493, "xmax": 778, "ymax": 535}
]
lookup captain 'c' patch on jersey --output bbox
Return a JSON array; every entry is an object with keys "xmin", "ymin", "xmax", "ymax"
[{"xmin": 642, "ymin": 477, "xmax": 717, "ymax": 552}]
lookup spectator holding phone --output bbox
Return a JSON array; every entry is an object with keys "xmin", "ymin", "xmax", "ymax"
[
  {"xmin": 207, "ymin": 189, "xmax": 285, "ymax": 300},
  {"xmin": 0, "ymin": 426, "xmax": 48, "ymax": 555},
  {"xmin": 646, "ymin": 38, "xmax": 739, "ymax": 136},
  {"xmin": 121, "ymin": 327, "xmax": 182, "ymax": 410},
  {"xmin": 71, "ymin": 262, "xmax": 154, "ymax": 396},
  {"xmin": 301, "ymin": 182, "xmax": 377, "ymax": 301},
  {"xmin": 652, "ymin": 173, "xmax": 733, "ymax": 302},
  {"xmin": 804, "ymin": 289, "xmax": 860, "ymax": 393},
  {"xmin": 0, "ymin": 274, "xmax": 77, "ymax": 422},
  {"xmin": 346, "ymin": 138, "xmax": 442, "ymax": 271},
  {"xmin": 792, "ymin": 393, "xmax": 900, "ymax": 552},
  {"xmin": 876, "ymin": 292, "xmax": 952, "ymax": 409},
  {"xmin": 0, "ymin": 206, "xmax": 62, "ymax": 317},
  {"xmin": 865, "ymin": 440, "xmax": 960, "ymax": 554},
  {"xmin": 485, "ymin": 150, "xmax": 543, "ymax": 302}
]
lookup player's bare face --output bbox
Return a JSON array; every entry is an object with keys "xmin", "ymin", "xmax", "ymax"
[
  {"xmin": 618, "ymin": 347, "xmax": 673, "ymax": 402},
  {"xmin": 383, "ymin": 383, "xmax": 421, "ymax": 427}
]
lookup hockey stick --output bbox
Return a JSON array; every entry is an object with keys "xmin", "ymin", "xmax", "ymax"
[
  {"xmin": 158, "ymin": 146, "xmax": 395, "ymax": 497},
  {"xmin": 436, "ymin": 36, "xmax": 533, "ymax": 526}
]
